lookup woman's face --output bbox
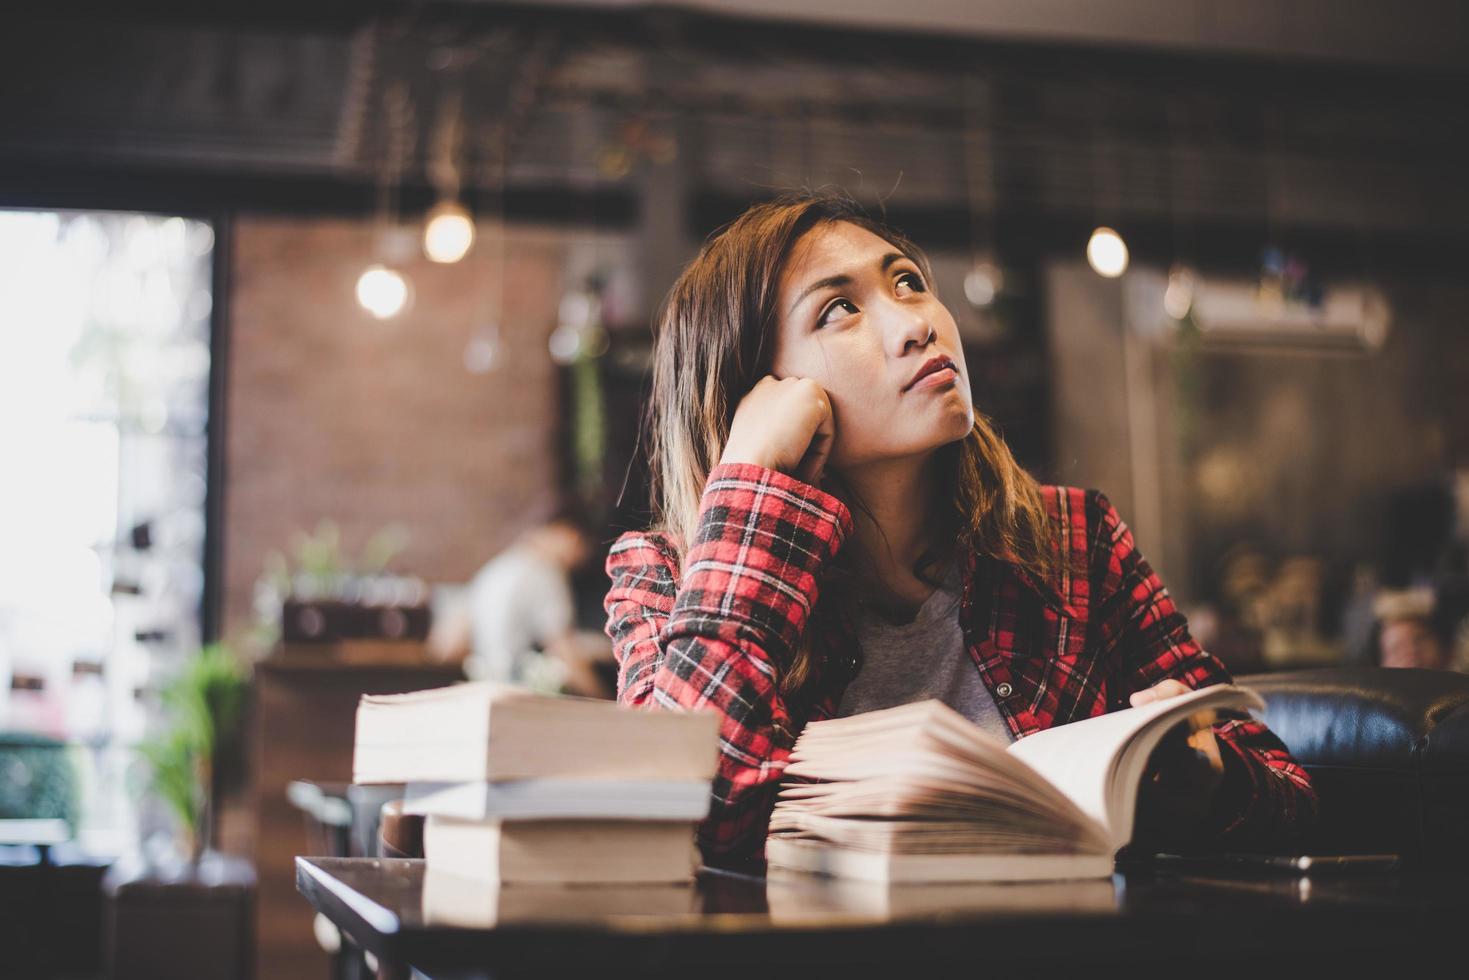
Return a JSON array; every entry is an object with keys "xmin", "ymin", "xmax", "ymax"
[{"xmin": 771, "ymin": 220, "xmax": 974, "ymax": 470}]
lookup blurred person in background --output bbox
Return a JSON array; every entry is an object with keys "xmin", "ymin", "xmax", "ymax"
[
  {"xmin": 431, "ymin": 512, "xmax": 614, "ymax": 698},
  {"xmin": 1374, "ymin": 587, "xmax": 1447, "ymax": 670},
  {"xmin": 1369, "ymin": 467, "xmax": 1469, "ymax": 672}
]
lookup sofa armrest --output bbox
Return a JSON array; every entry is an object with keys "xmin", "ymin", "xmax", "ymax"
[
  {"xmin": 1237, "ymin": 666, "xmax": 1469, "ymax": 768},
  {"xmin": 1237, "ymin": 666, "xmax": 1469, "ymax": 865}
]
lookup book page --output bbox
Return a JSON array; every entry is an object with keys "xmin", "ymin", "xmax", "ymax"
[
  {"xmin": 1005, "ymin": 684, "xmax": 1263, "ymax": 849},
  {"xmin": 788, "ymin": 701, "xmax": 1103, "ymax": 839},
  {"xmin": 404, "ymin": 779, "xmax": 712, "ymax": 820},
  {"xmin": 765, "ymin": 868, "xmax": 1119, "ymax": 921},
  {"xmin": 765, "ymin": 836, "xmax": 1115, "ymax": 884},
  {"xmin": 782, "ymin": 700, "xmax": 1111, "ymax": 852}
]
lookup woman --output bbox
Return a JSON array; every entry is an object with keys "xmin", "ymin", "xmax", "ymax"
[{"xmin": 605, "ymin": 192, "xmax": 1316, "ymax": 870}]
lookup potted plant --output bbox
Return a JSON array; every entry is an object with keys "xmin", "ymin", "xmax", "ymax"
[
  {"xmin": 135, "ymin": 642, "xmax": 248, "ymax": 862},
  {"xmin": 104, "ymin": 644, "xmax": 256, "ymax": 980}
]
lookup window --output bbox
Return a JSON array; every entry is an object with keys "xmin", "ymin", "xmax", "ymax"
[{"xmin": 0, "ymin": 210, "xmax": 214, "ymax": 851}]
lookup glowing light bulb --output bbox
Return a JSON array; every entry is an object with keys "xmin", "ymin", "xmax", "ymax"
[
  {"xmin": 1086, "ymin": 227, "xmax": 1129, "ymax": 278},
  {"xmin": 964, "ymin": 261, "xmax": 1003, "ymax": 308},
  {"xmin": 1163, "ymin": 264, "xmax": 1197, "ymax": 320},
  {"xmin": 548, "ymin": 325, "xmax": 581, "ymax": 365},
  {"xmin": 464, "ymin": 323, "xmax": 501, "ymax": 374},
  {"xmin": 356, "ymin": 265, "xmax": 409, "ymax": 319},
  {"xmin": 423, "ymin": 201, "xmax": 475, "ymax": 264}
]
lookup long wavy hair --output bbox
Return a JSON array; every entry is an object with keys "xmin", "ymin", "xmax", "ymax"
[{"xmin": 646, "ymin": 191, "xmax": 1057, "ymax": 695}]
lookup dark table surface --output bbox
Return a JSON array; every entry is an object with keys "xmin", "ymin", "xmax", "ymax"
[{"xmin": 298, "ymin": 856, "xmax": 1465, "ymax": 979}]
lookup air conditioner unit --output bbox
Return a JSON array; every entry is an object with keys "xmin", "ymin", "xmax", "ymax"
[{"xmin": 1189, "ymin": 279, "xmax": 1392, "ymax": 353}]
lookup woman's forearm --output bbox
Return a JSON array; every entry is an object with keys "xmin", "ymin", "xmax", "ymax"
[{"xmin": 605, "ymin": 462, "xmax": 852, "ymax": 862}]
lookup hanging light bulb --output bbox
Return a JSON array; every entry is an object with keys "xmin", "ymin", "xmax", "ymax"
[
  {"xmin": 358, "ymin": 80, "xmax": 414, "ymax": 320},
  {"xmin": 1086, "ymin": 227, "xmax": 1129, "ymax": 278},
  {"xmin": 549, "ymin": 285, "xmax": 603, "ymax": 365},
  {"xmin": 1163, "ymin": 264, "xmax": 1197, "ymax": 320},
  {"xmin": 463, "ymin": 323, "xmax": 501, "ymax": 374},
  {"xmin": 356, "ymin": 265, "xmax": 410, "ymax": 319},
  {"xmin": 423, "ymin": 199, "xmax": 475, "ymax": 264},
  {"xmin": 963, "ymin": 260, "xmax": 1004, "ymax": 308},
  {"xmin": 547, "ymin": 326, "xmax": 581, "ymax": 365}
]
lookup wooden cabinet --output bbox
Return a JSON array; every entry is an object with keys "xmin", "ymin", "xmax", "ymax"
[{"xmin": 251, "ymin": 649, "xmax": 462, "ymax": 980}]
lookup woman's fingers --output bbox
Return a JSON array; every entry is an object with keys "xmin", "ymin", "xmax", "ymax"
[
  {"xmin": 795, "ymin": 393, "xmax": 835, "ymax": 484},
  {"xmin": 1128, "ymin": 678, "xmax": 1191, "ymax": 707},
  {"xmin": 721, "ymin": 374, "xmax": 836, "ymax": 482}
]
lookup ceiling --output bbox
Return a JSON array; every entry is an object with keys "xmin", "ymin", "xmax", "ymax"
[
  {"xmin": 502, "ymin": 0, "xmax": 1469, "ymax": 70},
  {"xmin": 1, "ymin": 2, "xmax": 1464, "ymax": 252}
]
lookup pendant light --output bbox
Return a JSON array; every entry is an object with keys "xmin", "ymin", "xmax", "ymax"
[
  {"xmin": 424, "ymin": 87, "xmax": 475, "ymax": 264},
  {"xmin": 1086, "ymin": 89, "xmax": 1129, "ymax": 279},
  {"xmin": 357, "ymin": 80, "xmax": 415, "ymax": 320}
]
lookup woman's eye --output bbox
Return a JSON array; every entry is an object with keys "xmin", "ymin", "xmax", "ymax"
[
  {"xmin": 817, "ymin": 298, "xmax": 858, "ymax": 327},
  {"xmin": 895, "ymin": 271, "xmax": 927, "ymax": 294}
]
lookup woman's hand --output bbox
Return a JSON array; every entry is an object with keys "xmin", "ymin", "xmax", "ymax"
[
  {"xmin": 719, "ymin": 375, "xmax": 835, "ymax": 484},
  {"xmin": 1129, "ymin": 679, "xmax": 1227, "ymax": 849}
]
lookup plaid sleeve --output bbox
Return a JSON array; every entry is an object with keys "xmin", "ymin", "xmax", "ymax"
[
  {"xmin": 1090, "ymin": 489, "xmax": 1318, "ymax": 848},
  {"xmin": 604, "ymin": 463, "xmax": 852, "ymax": 865},
  {"xmin": 604, "ymin": 531, "xmax": 680, "ymax": 707}
]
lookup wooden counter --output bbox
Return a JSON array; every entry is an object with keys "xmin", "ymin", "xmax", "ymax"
[{"xmin": 252, "ymin": 647, "xmax": 463, "ymax": 980}]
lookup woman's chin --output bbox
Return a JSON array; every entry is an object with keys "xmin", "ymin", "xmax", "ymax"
[
  {"xmin": 940, "ymin": 402, "xmax": 976, "ymax": 440},
  {"xmin": 829, "ymin": 406, "xmax": 976, "ymax": 468}
]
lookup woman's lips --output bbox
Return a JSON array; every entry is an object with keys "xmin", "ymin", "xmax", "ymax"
[
  {"xmin": 904, "ymin": 354, "xmax": 958, "ymax": 390},
  {"xmin": 907, "ymin": 366, "xmax": 958, "ymax": 391}
]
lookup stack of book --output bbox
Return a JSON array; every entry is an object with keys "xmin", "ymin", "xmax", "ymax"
[
  {"xmin": 767, "ymin": 684, "xmax": 1263, "ymax": 883},
  {"xmin": 353, "ymin": 682, "xmax": 719, "ymax": 885}
]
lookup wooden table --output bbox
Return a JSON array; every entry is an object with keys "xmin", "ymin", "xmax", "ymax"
[{"xmin": 297, "ymin": 856, "xmax": 1465, "ymax": 979}]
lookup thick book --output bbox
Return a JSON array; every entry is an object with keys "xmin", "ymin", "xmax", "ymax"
[
  {"xmin": 423, "ymin": 816, "xmax": 701, "ymax": 885},
  {"xmin": 421, "ymin": 868, "xmax": 698, "ymax": 927},
  {"xmin": 767, "ymin": 683, "xmax": 1264, "ymax": 883},
  {"xmin": 402, "ymin": 779, "xmax": 713, "ymax": 821},
  {"xmin": 764, "ymin": 868, "xmax": 1120, "ymax": 922},
  {"xmin": 352, "ymin": 681, "xmax": 720, "ymax": 784}
]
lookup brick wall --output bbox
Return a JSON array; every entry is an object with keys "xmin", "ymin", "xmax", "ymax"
[{"xmin": 223, "ymin": 216, "xmax": 612, "ymax": 642}]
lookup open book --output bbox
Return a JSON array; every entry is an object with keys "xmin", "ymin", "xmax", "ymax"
[
  {"xmin": 766, "ymin": 683, "xmax": 1263, "ymax": 883},
  {"xmin": 764, "ymin": 870, "xmax": 1121, "ymax": 923}
]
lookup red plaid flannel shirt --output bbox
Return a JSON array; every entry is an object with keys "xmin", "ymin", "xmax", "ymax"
[{"xmin": 605, "ymin": 462, "xmax": 1317, "ymax": 867}]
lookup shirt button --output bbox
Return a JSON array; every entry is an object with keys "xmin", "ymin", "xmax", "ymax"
[{"xmin": 995, "ymin": 682, "xmax": 1014, "ymax": 698}]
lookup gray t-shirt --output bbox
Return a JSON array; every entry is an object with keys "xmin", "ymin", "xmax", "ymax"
[{"xmin": 837, "ymin": 561, "xmax": 1014, "ymax": 744}]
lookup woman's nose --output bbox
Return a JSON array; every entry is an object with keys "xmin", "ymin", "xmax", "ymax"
[{"xmin": 884, "ymin": 304, "xmax": 935, "ymax": 356}]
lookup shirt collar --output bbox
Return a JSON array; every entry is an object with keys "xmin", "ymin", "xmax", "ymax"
[
  {"xmin": 1015, "ymin": 564, "xmax": 1084, "ymax": 620},
  {"xmin": 960, "ymin": 549, "xmax": 1082, "ymax": 622}
]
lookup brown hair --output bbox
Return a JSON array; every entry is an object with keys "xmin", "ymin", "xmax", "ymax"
[{"xmin": 646, "ymin": 191, "xmax": 1056, "ymax": 694}]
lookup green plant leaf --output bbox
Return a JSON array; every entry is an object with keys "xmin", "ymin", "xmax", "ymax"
[
  {"xmin": 139, "ymin": 643, "xmax": 248, "ymax": 844},
  {"xmin": 360, "ymin": 524, "xmax": 409, "ymax": 574}
]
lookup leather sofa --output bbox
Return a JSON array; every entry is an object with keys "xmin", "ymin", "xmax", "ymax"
[{"xmin": 1239, "ymin": 666, "xmax": 1469, "ymax": 867}]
